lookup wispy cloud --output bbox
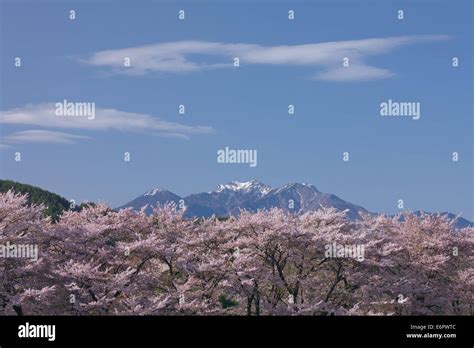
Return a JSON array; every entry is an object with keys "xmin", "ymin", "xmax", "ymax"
[
  {"xmin": 153, "ymin": 132, "xmax": 191, "ymax": 141},
  {"xmin": 0, "ymin": 103, "xmax": 214, "ymax": 145},
  {"xmin": 80, "ymin": 35, "xmax": 450, "ymax": 81},
  {"xmin": 4, "ymin": 130, "xmax": 91, "ymax": 144}
]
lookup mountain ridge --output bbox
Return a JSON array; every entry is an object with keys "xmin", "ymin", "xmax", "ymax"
[{"xmin": 117, "ymin": 180, "xmax": 473, "ymax": 228}]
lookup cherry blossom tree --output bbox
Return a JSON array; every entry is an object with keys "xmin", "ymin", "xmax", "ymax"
[
  {"xmin": 0, "ymin": 190, "xmax": 56, "ymax": 315},
  {"xmin": 0, "ymin": 190, "xmax": 472, "ymax": 316}
]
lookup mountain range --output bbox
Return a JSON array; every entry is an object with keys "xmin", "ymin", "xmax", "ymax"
[{"xmin": 116, "ymin": 180, "xmax": 473, "ymax": 228}]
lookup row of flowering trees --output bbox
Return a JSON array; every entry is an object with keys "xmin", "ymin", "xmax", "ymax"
[{"xmin": 0, "ymin": 190, "xmax": 472, "ymax": 315}]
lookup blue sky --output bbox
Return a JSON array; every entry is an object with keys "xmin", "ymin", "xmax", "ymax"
[{"xmin": 0, "ymin": 0, "xmax": 472, "ymax": 219}]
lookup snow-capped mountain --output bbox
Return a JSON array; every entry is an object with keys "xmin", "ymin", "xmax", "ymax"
[
  {"xmin": 117, "ymin": 180, "xmax": 368, "ymax": 219},
  {"xmin": 116, "ymin": 180, "xmax": 473, "ymax": 228},
  {"xmin": 185, "ymin": 180, "xmax": 275, "ymax": 217},
  {"xmin": 213, "ymin": 180, "xmax": 272, "ymax": 196}
]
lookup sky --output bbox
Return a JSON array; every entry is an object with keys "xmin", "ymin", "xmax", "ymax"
[{"xmin": 0, "ymin": 0, "xmax": 472, "ymax": 219}]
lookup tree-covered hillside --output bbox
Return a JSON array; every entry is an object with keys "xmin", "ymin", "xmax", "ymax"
[{"xmin": 0, "ymin": 179, "xmax": 71, "ymax": 221}]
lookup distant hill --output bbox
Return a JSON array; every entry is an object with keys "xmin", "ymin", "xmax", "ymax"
[
  {"xmin": 0, "ymin": 179, "xmax": 71, "ymax": 221},
  {"xmin": 412, "ymin": 211, "xmax": 473, "ymax": 229},
  {"xmin": 116, "ymin": 187, "xmax": 182, "ymax": 215}
]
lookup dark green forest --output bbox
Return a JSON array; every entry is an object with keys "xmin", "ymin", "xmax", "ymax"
[{"xmin": 0, "ymin": 179, "xmax": 71, "ymax": 221}]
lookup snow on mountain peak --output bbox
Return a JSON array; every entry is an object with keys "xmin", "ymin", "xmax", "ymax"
[
  {"xmin": 274, "ymin": 182, "xmax": 319, "ymax": 194},
  {"xmin": 213, "ymin": 180, "xmax": 272, "ymax": 195},
  {"xmin": 143, "ymin": 188, "xmax": 166, "ymax": 196}
]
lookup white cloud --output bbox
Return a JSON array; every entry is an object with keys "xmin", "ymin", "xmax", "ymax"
[
  {"xmin": 4, "ymin": 130, "xmax": 91, "ymax": 144},
  {"xmin": 80, "ymin": 35, "xmax": 450, "ymax": 81},
  {"xmin": 80, "ymin": 41, "xmax": 257, "ymax": 74},
  {"xmin": 314, "ymin": 65, "xmax": 394, "ymax": 82},
  {"xmin": 0, "ymin": 103, "xmax": 214, "ymax": 144}
]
